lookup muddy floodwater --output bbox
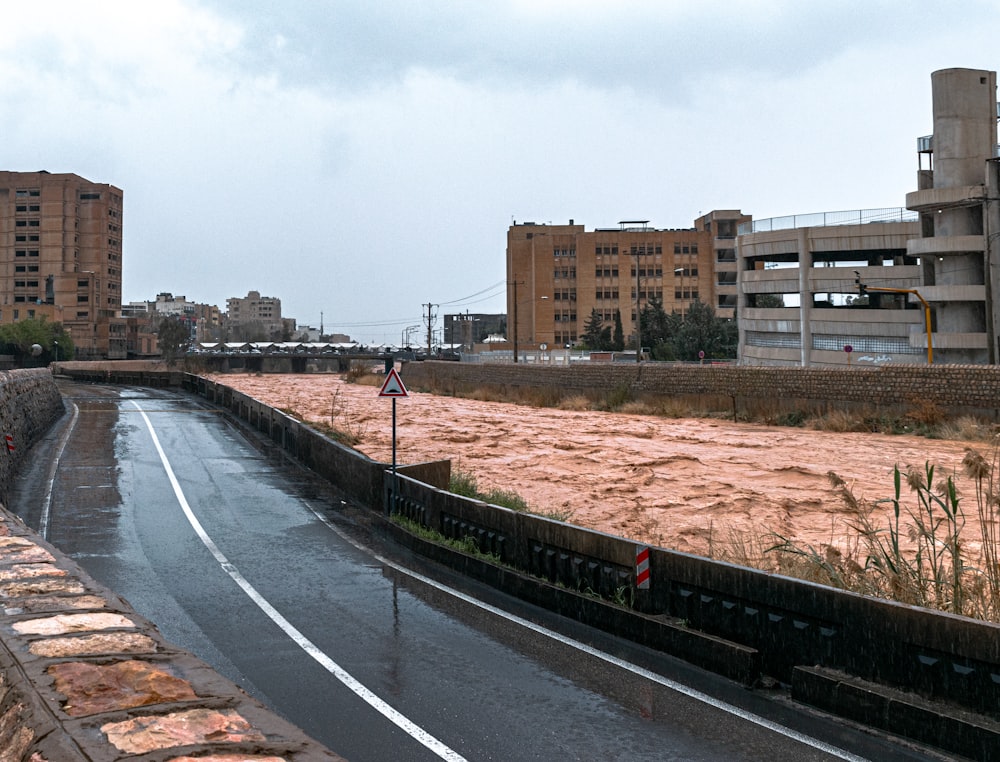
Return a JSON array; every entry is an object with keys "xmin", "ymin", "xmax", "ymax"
[{"xmin": 207, "ymin": 372, "xmax": 988, "ymax": 561}]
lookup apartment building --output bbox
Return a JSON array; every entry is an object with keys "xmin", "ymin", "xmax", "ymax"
[
  {"xmin": 225, "ymin": 290, "xmax": 285, "ymax": 341},
  {"xmin": 0, "ymin": 171, "xmax": 126, "ymax": 358},
  {"xmin": 506, "ymin": 211, "xmax": 748, "ymax": 351}
]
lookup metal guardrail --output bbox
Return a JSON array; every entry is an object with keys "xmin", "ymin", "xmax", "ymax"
[{"xmin": 738, "ymin": 207, "xmax": 918, "ymax": 235}]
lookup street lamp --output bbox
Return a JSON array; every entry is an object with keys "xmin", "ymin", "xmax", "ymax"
[{"xmin": 53, "ymin": 340, "xmax": 59, "ymax": 362}]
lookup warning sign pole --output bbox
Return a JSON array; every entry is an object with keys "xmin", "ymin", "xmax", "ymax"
[{"xmin": 378, "ymin": 367, "xmax": 409, "ymax": 512}]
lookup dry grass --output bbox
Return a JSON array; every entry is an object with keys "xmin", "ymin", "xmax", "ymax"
[
  {"xmin": 557, "ymin": 394, "xmax": 593, "ymax": 411},
  {"xmin": 935, "ymin": 416, "xmax": 996, "ymax": 443},
  {"xmin": 705, "ymin": 454, "xmax": 1000, "ymax": 622},
  {"xmin": 809, "ymin": 409, "xmax": 870, "ymax": 433}
]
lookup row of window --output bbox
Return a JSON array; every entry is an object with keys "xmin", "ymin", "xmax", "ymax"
[
  {"xmin": 554, "ymin": 331, "xmax": 577, "ymax": 344},
  {"xmin": 14, "ymin": 235, "xmax": 39, "ymax": 242},
  {"xmin": 15, "ymin": 250, "xmax": 39, "ymax": 257},
  {"xmin": 591, "ymin": 243, "xmax": 700, "ymax": 256},
  {"xmin": 15, "ymin": 189, "xmax": 39, "ymax": 197},
  {"xmin": 15, "ymin": 220, "xmax": 40, "ymax": 227},
  {"xmin": 553, "ymin": 248, "xmax": 577, "ymax": 258},
  {"xmin": 553, "ymin": 312, "xmax": 577, "ymax": 322},
  {"xmin": 14, "ymin": 265, "xmax": 39, "ymax": 273},
  {"xmin": 554, "ymin": 268, "xmax": 576, "ymax": 279},
  {"xmin": 15, "ymin": 204, "xmax": 40, "ymax": 213}
]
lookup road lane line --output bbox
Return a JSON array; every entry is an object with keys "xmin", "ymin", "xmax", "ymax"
[
  {"xmin": 307, "ymin": 504, "xmax": 872, "ymax": 762},
  {"xmin": 130, "ymin": 401, "xmax": 467, "ymax": 762},
  {"xmin": 40, "ymin": 401, "xmax": 80, "ymax": 540}
]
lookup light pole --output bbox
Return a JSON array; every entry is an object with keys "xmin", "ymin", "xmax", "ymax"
[{"xmin": 53, "ymin": 340, "xmax": 59, "ymax": 362}]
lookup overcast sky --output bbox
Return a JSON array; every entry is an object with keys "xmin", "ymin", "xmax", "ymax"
[{"xmin": 3, "ymin": 1, "xmax": 998, "ymax": 344}]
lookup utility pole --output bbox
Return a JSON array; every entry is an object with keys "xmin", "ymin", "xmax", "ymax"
[
  {"xmin": 423, "ymin": 303, "xmax": 437, "ymax": 356},
  {"xmin": 509, "ymin": 280, "xmax": 523, "ymax": 363}
]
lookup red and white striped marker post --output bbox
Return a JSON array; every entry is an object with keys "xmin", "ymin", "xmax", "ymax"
[
  {"xmin": 4, "ymin": 433, "xmax": 14, "ymax": 455},
  {"xmin": 635, "ymin": 545, "xmax": 651, "ymax": 589}
]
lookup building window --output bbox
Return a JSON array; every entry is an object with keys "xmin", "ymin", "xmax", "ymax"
[
  {"xmin": 80, "ymin": 192, "xmax": 101, "ymax": 200},
  {"xmin": 15, "ymin": 189, "xmax": 39, "ymax": 197}
]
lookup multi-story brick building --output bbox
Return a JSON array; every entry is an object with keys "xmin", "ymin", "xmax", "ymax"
[
  {"xmin": 0, "ymin": 171, "xmax": 126, "ymax": 358},
  {"xmin": 506, "ymin": 210, "xmax": 748, "ymax": 352}
]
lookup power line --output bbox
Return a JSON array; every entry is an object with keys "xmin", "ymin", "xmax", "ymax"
[{"xmin": 439, "ymin": 280, "xmax": 506, "ymax": 307}]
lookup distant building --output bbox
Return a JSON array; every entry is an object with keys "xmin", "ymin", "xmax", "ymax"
[
  {"xmin": 443, "ymin": 313, "xmax": 505, "ymax": 350},
  {"xmin": 225, "ymin": 290, "xmax": 285, "ymax": 341},
  {"xmin": 123, "ymin": 293, "xmax": 223, "ymax": 357},
  {"xmin": 506, "ymin": 211, "xmax": 748, "ymax": 350},
  {"xmin": 0, "ymin": 170, "xmax": 126, "ymax": 359}
]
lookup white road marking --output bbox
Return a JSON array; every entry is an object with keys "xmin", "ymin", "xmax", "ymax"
[
  {"xmin": 305, "ymin": 509, "xmax": 872, "ymax": 762},
  {"xmin": 130, "ymin": 401, "xmax": 467, "ymax": 762},
  {"xmin": 41, "ymin": 401, "xmax": 80, "ymax": 539}
]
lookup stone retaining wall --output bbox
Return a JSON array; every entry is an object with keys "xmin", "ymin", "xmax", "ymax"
[
  {"xmin": 399, "ymin": 360, "xmax": 1000, "ymax": 418},
  {"xmin": 0, "ymin": 369, "xmax": 65, "ymax": 504}
]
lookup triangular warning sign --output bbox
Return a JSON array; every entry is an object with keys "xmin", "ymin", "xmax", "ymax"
[{"xmin": 378, "ymin": 367, "xmax": 408, "ymax": 397}]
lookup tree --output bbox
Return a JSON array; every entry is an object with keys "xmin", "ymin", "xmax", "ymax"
[
  {"xmin": 0, "ymin": 318, "xmax": 73, "ymax": 366},
  {"xmin": 638, "ymin": 297, "xmax": 680, "ymax": 360},
  {"xmin": 612, "ymin": 309, "xmax": 624, "ymax": 351},
  {"xmin": 581, "ymin": 309, "xmax": 612, "ymax": 351},
  {"xmin": 673, "ymin": 300, "xmax": 735, "ymax": 360},
  {"xmin": 754, "ymin": 293, "xmax": 784, "ymax": 308},
  {"xmin": 158, "ymin": 316, "xmax": 191, "ymax": 366}
]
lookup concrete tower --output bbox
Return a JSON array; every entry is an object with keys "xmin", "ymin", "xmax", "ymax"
[{"xmin": 906, "ymin": 68, "xmax": 999, "ymax": 363}]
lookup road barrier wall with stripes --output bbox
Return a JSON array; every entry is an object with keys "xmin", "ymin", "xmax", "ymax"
[{"xmin": 52, "ymin": 363, "xmax": 1000, "ymax": 759}]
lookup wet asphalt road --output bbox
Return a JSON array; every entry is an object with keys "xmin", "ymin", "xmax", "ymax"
[{"xmin": 8, "ymin": 382, "xmax": 950, "ymax": 762}]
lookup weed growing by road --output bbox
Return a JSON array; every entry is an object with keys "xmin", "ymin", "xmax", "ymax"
[{"xmin": 753, "ymin": 456, "xmax": 1000, "ymax": 622}]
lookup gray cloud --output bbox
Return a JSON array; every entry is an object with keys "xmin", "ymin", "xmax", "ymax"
[{"xmin": 194, "ymin": 0, "xmax": 932, "ymax": 99}]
